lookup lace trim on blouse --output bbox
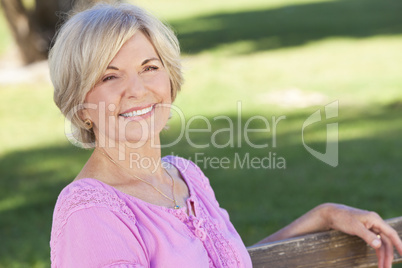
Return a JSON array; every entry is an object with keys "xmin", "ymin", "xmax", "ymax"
[{"xmin": 165, "ymin": 156, "xmax": 242, "ymax": 268}]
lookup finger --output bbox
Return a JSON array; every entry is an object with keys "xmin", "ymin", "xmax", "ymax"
[
  {"xmin": 363, "ymin": 212, "xmax": 402, "ymax": 254},
  {"xmin": 352, "ymin": 221, "xmax": 383, "ymax": 249},
  {"xmin": 381, "ymin": 234, "xmax": 395, "ymax": 268},
  {"xmin": 375, "ymin": 245, "xmax": 384, "ymax": 268},
  {"xmin": 375, "ymin": 223, "xmax": 402, "ymax": 256}
]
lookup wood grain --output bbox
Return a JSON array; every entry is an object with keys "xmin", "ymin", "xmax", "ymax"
[{"xmin": 247, "ymin": 216, "xmax": 402, "ymax": 268}]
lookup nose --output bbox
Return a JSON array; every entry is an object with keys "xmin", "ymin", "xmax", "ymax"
[{"xmin": 124, "ymin": 73, "xmax": 147, "ymax": 99}]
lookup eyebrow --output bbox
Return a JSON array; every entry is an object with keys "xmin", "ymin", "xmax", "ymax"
[
  {"xmin": 141, "ymin": 57, "xmax": 160, "ymax": 65},
  {"xmin": 106, "ymin": 65, "xmax": 119, "ymax": 70}
]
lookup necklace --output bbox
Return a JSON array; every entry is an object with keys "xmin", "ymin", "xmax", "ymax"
[{"xmin": 97, "ymin": 150, "xmax": 180, "ymax": 209}]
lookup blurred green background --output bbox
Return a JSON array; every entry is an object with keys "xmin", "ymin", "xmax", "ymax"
[{"xmin": 1, "ymin": 0, "xmax": 402, "ymax": 266}]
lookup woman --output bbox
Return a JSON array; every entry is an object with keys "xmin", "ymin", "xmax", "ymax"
[{"xmin": 49, "ymin": 3, "xmax": 402, "ymax": 268}]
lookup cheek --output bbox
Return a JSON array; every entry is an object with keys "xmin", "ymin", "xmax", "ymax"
[
  {"xmin": 86, "ymin": 80, "xmax": 125, "ymax": 104},
  {"xmin": 152, "ymin": 72, "xmax": 172, "ymax": 101},
  {"xmin": 86, "ymin": 89, "xmax": 109, "ymax": 105},
  {"xmin": 85, "ymin": 89, "xmax": 120, "ymax": 115}
]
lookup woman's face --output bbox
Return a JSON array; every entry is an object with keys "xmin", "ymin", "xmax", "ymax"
[{"xmin": 83, "ymin": 31, "xmax": 171, "ymax": 147}]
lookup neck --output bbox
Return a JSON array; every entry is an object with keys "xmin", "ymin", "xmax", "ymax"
[
  {"xmin": 96, "ymin": 135, "xmax": 165, "ymax": 178},
  {"xmin": 91, "ymin": 135, "xmax": 181, "ymax": 210}
]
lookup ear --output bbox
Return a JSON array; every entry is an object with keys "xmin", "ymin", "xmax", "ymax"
[{"xmin": 79, "ymin": 109, "xmax": 91, "ymax": 122}]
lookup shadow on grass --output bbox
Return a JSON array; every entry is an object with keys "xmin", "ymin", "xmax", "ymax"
[
  {"xmin": 0, "ymin": 145, "xmax": 92, "ymax": 267},
  {"xmin": 171, "ymin": 0, "xmax": 402, "ymax": 54},
  {"xmin": 1, "ymin": 105, "xmax": 402, "ymax": 266}
]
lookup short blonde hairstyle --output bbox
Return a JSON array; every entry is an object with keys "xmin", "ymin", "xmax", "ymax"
[{"xmin": 49, "ymin": 2, "xmax": 182, "ymax": 147}]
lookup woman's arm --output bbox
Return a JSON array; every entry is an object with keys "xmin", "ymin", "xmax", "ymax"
[
  {"xmin": 255, "ymin": 203, "xmax": 402, "ymax": 268},
  {"xmin": 255, "ymin": 203, "xmax": 330, "ymax": 244}
]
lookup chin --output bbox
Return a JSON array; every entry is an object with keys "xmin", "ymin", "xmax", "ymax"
[{"xmin": 118, "ymin": 129, "xmax": 163, "ymax": 146}]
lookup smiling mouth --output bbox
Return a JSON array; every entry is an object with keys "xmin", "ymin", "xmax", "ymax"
[{"xmin": 119, "ymin": 104, "xmax": 155, "ymax": 118}]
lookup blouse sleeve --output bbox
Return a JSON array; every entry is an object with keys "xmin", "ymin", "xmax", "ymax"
[{"xmin": 51, "ymin": 206, "xmax": 148, "ymax": 268}]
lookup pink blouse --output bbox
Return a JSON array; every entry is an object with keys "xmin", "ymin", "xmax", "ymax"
[{"xmin": 50, "ymin": 155, "xmax": 252, "ymax": 267}]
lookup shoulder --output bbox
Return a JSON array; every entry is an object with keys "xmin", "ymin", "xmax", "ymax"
[
  {"xmin": 51, "ymin": 178, "xmax": 136, "ymax": 241},
  {"xmin": 50, "ymin": 179, "xmax": 144, "ymax": 266}
]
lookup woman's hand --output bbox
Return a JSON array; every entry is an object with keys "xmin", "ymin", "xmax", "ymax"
[
  {"xmin": 257, "ymin": 203, "xmax": 402, "ymax": 268},
  {"xmin": 323, "ymin": 203, "xmax": 402, "ymax": 268}
]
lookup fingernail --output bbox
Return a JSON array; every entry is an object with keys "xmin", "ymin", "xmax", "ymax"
[{"xmin": 372, "ymin": 239, "xmax": 381, "ymax": 248}]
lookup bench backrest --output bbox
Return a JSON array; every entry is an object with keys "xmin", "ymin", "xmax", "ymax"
[{"xmin": 247, "ymin": 216, "xmax": 402, "ymax": 268}]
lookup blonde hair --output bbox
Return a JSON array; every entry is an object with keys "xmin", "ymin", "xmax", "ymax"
[{"xmin": 49, "ymin": 2, "xmax": 182, "ymax": 147}]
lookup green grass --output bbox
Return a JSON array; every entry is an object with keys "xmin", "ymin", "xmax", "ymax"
[{"xmin": 1, "ymin": 0, "xmax": 402, "ymax": 266}]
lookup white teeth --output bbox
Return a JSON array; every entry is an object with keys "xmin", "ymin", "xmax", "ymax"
[{"xmin": 120, "ymin": 105, "xmax": 153, "ymax": 117}]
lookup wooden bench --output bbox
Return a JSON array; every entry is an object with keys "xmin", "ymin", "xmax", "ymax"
[{"xmin": 248, "ymin": 216, "xmax": 402, "ymax": 268}]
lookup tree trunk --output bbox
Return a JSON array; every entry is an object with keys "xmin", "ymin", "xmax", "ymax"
[
  {"xmin": 1, "ymin": 0, "xmax": 46, "ymax": 64},
  {"xmin": 0, "ymin": 0, "xmax": 106, "ymax": 65}
]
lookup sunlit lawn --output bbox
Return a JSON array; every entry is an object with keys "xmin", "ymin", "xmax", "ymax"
[{"xmin": 1, "ymin": 0, "xmax": 402, "ymax": 266}]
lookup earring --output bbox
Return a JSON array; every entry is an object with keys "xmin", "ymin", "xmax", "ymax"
[{"xmin": 84, "ymin": 119, "xmax": 93, "ymax": 130}]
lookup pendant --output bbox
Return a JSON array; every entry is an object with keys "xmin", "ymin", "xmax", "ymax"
[{"xmin": 174, "ymin": 205, "xmax": 180, "ymax": 209}]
